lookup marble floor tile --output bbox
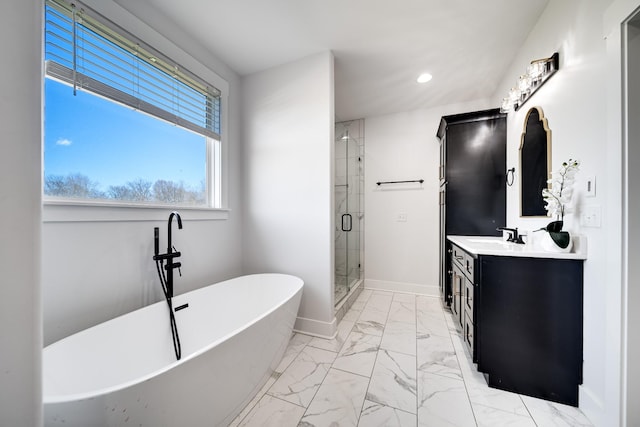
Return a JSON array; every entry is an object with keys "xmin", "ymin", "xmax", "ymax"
[
  {"xmin": 298, "ymin": 368, "xmax": 369, "ymax": 427},
  {"xmin": 417, "ymin": 371, "xmax": 476, "ymax": 427},
  {"xmin": 459, "ymin": 366, "xmax": 491, "ymax": 396},
  {"xmin": 416, "ymin": 298, "xmax": 445, "ymax": 316},
  {"xmin": 308, "ymin": 320, "xmax": 355, "ymax": 353},
  {"xmin": 416, "ymin": 333, "xmax": 461, "ymax": 381},
  {"xmin": 342, "ymin": 308, "xmax": 362, "ymax": 323},
  {"xmin": 366, "ymin": 349, "xmax": 417, "ymax": 414},
  {"xmin": 353, "ymin": 320, "xmax": 386, "ymax": 337},
  {"xmin": 393, "ymin": 293, "xmax": 417, "ymax": 303},
  {"xmin": 521, "ymin": 395, "xmax": 593, "ymax": 426},
  {"xmin": 464, "ymin": 372, "xmax": 535, "ymax": 427},
  {"xmin": 276, "ymin": 333, "xmax": 313, "ymax": 373},
  {"xmin": 235, "ymin": 394, "xmax": 306, "ymax": 427},
  {"xmin": 442, "ymin": 311, "xmax": 458, "ymax": 332},
  {"xmin": 415, "ymin": 296, "xmax": 445, "ymax": 313},
  {"xmin": 470, "ymin": 403, "xmax": 536, "ymax": 427},
  {"xmin": 358, "ymin": 400, "xmax": 417, "ymax": 427},
  {"xmin": 232, "ymin": 290, "xmax": 595, "ymax": 427},
  {"xmin": 356, "ymin": 289, "xmax": 373, "ymax": 303},
  {"xmin": 366, "ymin": 292, "xmax": 394, "ymax": 312},
  {"xmin": 268, "ymin": 346, "xmax": 336, "ymax": 407},
  {"xmin": 416, "ymin": 297, "xmax": 453, "ymax": 337},
  {"xmin": 416, "ymin": 312, "xmax": 450, "ymax": 338},
  {"xmin": 350, "ymin": 299, "xmax": 367, "ymax": 311},
  {"xmin": 333, "ymin": 331, "xmax": 381, "ymax": 377},
  {"xmin": 361, "ymin": 303, "xmax": 390, "ymax": 318},
  {"xmin": 229, "ymin": 374, "xmax": 279, "ymax": 427},
  {"xmin": 448, "ymin": 335, "xmax": 489, "ymax": 392},
  {"xmin": 342, "ymin": 300, "xmax": 365, "ymax": 322},
  {"xmin": 388, "ymin": 299, "xmax": 417, "ymax": 324},
  {"xmin": 381, "ymin": 319, "xmax": 417, "ymax": 356},
  {"xmin": 355, "ymin": 307, "xmax": 388, "ymax": 336},
  {"xmin": 467, "ymin": 383, "xmax": 530, "ymax": 418}
]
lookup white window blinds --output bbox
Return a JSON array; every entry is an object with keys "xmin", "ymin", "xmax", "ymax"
[{"xmin": 44, "ymin": 0, "xmax": 221, "ymax": 140}]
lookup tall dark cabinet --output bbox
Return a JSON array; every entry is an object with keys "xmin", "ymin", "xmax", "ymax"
[{"xmin": 437, "ymin": 109, "xmax": 506, "ymax": 306}]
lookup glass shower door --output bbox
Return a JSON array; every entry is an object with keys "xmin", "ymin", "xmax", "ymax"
[{"xmin": 335, "ymin": 120, "xmax": 363, "ymax": 305}]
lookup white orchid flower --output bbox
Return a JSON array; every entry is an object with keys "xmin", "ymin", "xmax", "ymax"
[{"xmin": 542, "ymin": 159, "xmax": 580, "ymax": 221}]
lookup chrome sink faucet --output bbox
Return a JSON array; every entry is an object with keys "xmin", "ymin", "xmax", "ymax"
[{"xmin": 496, "ymin": 227, "xmax": 525, "ymax": 244}]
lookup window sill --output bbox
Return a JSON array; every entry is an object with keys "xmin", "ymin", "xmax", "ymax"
[{"xmin": 43, "ymin": 200, "xmax": 230, "ymax": 223}]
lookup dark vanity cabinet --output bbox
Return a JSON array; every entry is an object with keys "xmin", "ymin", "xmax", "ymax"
[
  {"xmin": 476, "ymin": 255, "xmax": 584, "ymax": 406},
  {"xmin": 448, "ymin": 238, "xmax": 584, "ymax": 407},
  {"xmin": 437, "ymin": 109, "xmax": 506, "ymax": 306}
]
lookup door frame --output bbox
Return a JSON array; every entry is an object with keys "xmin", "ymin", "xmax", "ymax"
[{"xmin": 604, "ymin": 1, "xmax": 640, "ymax": 425}]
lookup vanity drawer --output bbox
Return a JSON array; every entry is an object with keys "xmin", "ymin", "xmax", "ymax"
[
  {"xmin": 464, "ymin": 312, "xmax": 474, "ymax": 355},
  {"xmin": 464, "ymin": 275, "xmax": 474, "ymax": 319},
  {"xmin": 464, "ymin": 253, "xmax": 475, "ymax": 281},
  {"xmin": 451, "ymin": 264, "xmax": 464, "ymax": 328},
  {"xmin": 451, "ymin": 244, "xmax": 465, "ymax": 268}
]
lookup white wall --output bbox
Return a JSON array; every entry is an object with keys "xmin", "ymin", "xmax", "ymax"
[
  {"xmin": 363, "ymin": 100, "xmax": 490, "ymax": 295},
  {"xmin": 241, "ymin": 52, "xmax": 335, "ymax": 337},
  {"xmin": 626, "ymin": 20, "xmax": 640, "ymax": 425},
  {"xmin": 492, "ymin": 0, "xmax": 618, "ymax": 425},
  {"xmin": 42, "ymin": 0, "xmax": 245, "ymax": 345},
  {"xmin": 0, "ymin": 0, "xmax": 42, "ymax": 424}
]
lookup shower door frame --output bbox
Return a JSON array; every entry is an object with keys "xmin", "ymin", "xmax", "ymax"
[{"xmin": 335, "ymin": 120, "xmax": 363, "ymax": 306}]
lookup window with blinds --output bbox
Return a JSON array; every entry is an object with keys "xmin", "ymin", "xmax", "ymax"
[{"xmin": 43, "ymin": 0, "xmax": 222, "ymax": 207}]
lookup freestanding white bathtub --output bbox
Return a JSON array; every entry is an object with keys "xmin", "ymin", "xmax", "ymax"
[{"xmin": 43, "ymin": 273, "xmax": 303, "ymax": 427}]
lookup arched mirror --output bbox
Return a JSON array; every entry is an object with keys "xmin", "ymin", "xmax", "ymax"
[{"xmin": 520, "ymin": 106, "xmax": 551, "ymax": 217}]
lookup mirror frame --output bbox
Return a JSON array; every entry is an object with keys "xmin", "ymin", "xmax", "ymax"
[{"xmin": 519, "ymin": 106, "xmax": 552, "ymax": 217}]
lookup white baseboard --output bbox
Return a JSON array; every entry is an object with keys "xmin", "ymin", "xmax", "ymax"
[
  {"xmin": 364, "ymin": 279, "xmax": 439, "ymax": 296},
  {"xmin": 293, "ymin": 315, "xmax": 337, "ymax": 339}
]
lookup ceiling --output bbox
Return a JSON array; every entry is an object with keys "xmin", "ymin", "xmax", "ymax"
[{"xmin": 115, "ymin": 0, "xmax": 549, "ymax": 121}]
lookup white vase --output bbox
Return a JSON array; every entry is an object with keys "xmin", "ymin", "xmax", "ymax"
[{"xmin": 540, "ymin": 231, "xmax": 573, "ymax": 253}]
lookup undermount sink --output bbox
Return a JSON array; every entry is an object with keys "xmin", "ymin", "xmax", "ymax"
[{"xmin": 466, "ymin": 238, "xmax": 511, "ymax": 244}]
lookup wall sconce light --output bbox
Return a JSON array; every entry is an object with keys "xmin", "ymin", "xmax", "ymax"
[{"xmin": 500, "ymin": 52, "xmax": 559, "ymax": 113}]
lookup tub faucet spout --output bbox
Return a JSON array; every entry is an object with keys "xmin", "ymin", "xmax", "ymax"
[
  {"xmin": 153, "ymin": 211, "xmax": 183, "ymax": 298},
  {"xmin": 165, "ymin": 211, "xmax": 183, "ymax": 297},
  {"xmin": 168, "ymin": 211, "xmax": 183, "ymax": 253}
]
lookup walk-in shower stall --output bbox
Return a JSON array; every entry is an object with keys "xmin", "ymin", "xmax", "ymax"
[{"xmin": 335, "ymin": 120, "xmax": 364, "ymax": 305}]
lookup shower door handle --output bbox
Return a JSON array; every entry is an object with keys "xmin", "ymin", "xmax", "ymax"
[{"xmin": 341, "ymin": 214, "xmax": 353, "ymax": 232}]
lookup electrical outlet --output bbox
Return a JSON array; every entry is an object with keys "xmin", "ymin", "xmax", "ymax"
[
  {"xmin": 580, "ymin": 205, "xmax": 601, "ymax": 227},
  {"xmin": 397, "ymin": 212, "xmax": 408, "ymax": 222},
  {"xmin": 586, "ymin": 175, "xmax": 596, "ymax": 197}
]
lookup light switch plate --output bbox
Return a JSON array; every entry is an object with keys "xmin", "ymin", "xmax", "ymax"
[
  {"xmin": 580, "ymin": 205, "xmax": 601, "ymax": 227},
  {"xmin": 585, "ymin": 175, "xmax": 596, "ymax": 197}
]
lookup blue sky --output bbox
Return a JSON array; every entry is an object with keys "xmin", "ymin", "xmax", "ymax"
[{"xmin": 44, "ymin": 78, "xmax": 206, "ymax": 192}]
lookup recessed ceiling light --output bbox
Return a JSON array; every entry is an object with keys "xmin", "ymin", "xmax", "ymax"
[{"xmin": 417, "ymin": 73, "xmax": 433, "ymax": 83}]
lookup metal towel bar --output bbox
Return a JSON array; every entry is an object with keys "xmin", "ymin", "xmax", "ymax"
[{"xmin": 376, "ymin": 179, "xmax": 424, "ymax": 186}]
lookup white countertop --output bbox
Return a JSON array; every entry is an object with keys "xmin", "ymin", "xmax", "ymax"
[{"xmin": 447, "ymin": 235, "xmax": 587, "ymax": 260}]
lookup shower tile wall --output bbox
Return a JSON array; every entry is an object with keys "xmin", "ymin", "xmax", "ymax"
[{"xmin": 335, "ymin": 119, "xmax": 365, "ymax": 304}]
